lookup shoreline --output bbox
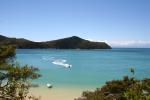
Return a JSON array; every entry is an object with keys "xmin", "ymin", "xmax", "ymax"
[{"xmin": 28, "ymin": 85, "xmax": 95, "ymax": 100}]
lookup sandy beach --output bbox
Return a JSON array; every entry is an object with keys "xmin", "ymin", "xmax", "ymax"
[{"xmin": 29, "ymin": 86, "xmax": 91, "ymax": 100}]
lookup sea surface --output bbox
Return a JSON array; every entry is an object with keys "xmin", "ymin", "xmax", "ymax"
[{"xmin": 16, "ymin": 48, "xmax": 150, "ymax": 89}]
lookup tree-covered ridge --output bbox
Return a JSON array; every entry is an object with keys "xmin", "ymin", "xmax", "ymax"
[
  {"xmin": 0, "ymin": 45, "xmax": 41, "ymax": 100},
  {"xmin": 0, "ymin": 35, "xmax": 111, "ymax": 49}
]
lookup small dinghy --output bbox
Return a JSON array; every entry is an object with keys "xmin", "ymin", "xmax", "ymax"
[{"xmin": 46, "ymin": 83, "xmax": 53, "ymax": 88}]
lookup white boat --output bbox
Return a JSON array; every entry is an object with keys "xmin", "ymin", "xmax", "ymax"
[{"xmin": 46, "ymin": 83, "xmax": 53, "ymax": 88}]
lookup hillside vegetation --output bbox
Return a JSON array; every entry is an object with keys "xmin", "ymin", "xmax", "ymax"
[{"xmin": 0, "ymin": 35, "xmax": 111, "ymax": 49}]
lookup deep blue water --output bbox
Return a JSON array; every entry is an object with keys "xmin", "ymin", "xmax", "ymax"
[{"xmin": 16, "ymin": 48, "xmax": 150, "ymax": 88}]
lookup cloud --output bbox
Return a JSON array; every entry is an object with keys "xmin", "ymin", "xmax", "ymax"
[
  {"xmin": 107, "ymin": 40, "xmax": 150, "ymax": 48},
  {"xmin": 87, "ymin": 39, "xmax": 150, "ymax": 48}
]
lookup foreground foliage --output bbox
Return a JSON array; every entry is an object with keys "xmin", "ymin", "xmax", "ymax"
[
  {"xmin": 76, "ymin": 72, "xmax": 150, "ymax": 100},
  {"xmin": 0, "ymin": 45, "xmax": 41, "ymax": 100}
]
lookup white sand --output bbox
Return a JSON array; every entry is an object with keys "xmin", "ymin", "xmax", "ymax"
[{"xmin": 28, "ymin": 86, "xmax": 89, "ymax": 100}]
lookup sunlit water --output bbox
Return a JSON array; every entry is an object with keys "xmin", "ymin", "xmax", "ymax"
[{"xmin": 16, "ymin": 48, "xmax": 150, "ymax": 89}]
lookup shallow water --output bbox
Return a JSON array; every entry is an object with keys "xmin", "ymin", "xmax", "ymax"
[{"xmin": 16, "ymin": 48, "xmax": 150, "ymax": 89}]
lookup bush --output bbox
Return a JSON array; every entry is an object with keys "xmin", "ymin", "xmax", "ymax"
[
  {"xmin": 76, "ymin": 74, "xmax": 150, "ymax": 100},
  {"xmin": 0, "ymin": 45, "xmax": 41, "ymax": 100}
]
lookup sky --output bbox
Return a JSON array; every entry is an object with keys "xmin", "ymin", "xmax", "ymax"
[{"xmin": 0, "ymin": 0, "xmax": 150, "ymax": 48}]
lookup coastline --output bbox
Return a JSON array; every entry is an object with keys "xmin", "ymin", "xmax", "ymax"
[{"xmin": 29, "ymin": 85, "xmax": 95, "ymax": 100}]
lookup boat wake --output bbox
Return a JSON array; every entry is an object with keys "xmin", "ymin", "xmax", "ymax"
[
  {"xmin": 52, "ymin": 59, "xmax": 72, "ymax": 68},
  {"xmin": 42, "ymin": 56, "xmax": 72, "ymax": 68}
]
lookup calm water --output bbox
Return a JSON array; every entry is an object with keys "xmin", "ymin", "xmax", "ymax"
[{"xmin": 16, "ymin": 48, "xmax": 150, "ymax": 89}]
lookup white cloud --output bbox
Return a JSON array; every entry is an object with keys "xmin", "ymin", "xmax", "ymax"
[
  {"xmin": 87, "ymin": 39, "xmax": 150, "ymax": 48},
  {"xmin": 107, "ymin": 40, "xmax": 150, "ymax": 48}
]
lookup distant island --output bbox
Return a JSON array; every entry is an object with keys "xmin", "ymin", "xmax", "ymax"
[{"xmin": 0, "ymin": 35, "xmax": 111, "ymax": 49}]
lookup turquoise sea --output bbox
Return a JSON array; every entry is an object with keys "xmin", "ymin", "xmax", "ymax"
[{"xmin": 16, "ymin": 48, "xmax": 150, "ymax": 89}]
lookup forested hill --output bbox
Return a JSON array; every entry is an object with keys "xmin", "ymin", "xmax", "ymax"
[{"xmin": 0, "ymin": 35, "xmax": 111, "ymax": 49}]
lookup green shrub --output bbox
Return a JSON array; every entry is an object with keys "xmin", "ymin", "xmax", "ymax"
[
  {"xmin": 76, "ymin": 72, "xmax": 150, "ymax": 100},
  {"xmin": 0, "ymin": 45, "xmax": 41, "ymax": 100}
]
